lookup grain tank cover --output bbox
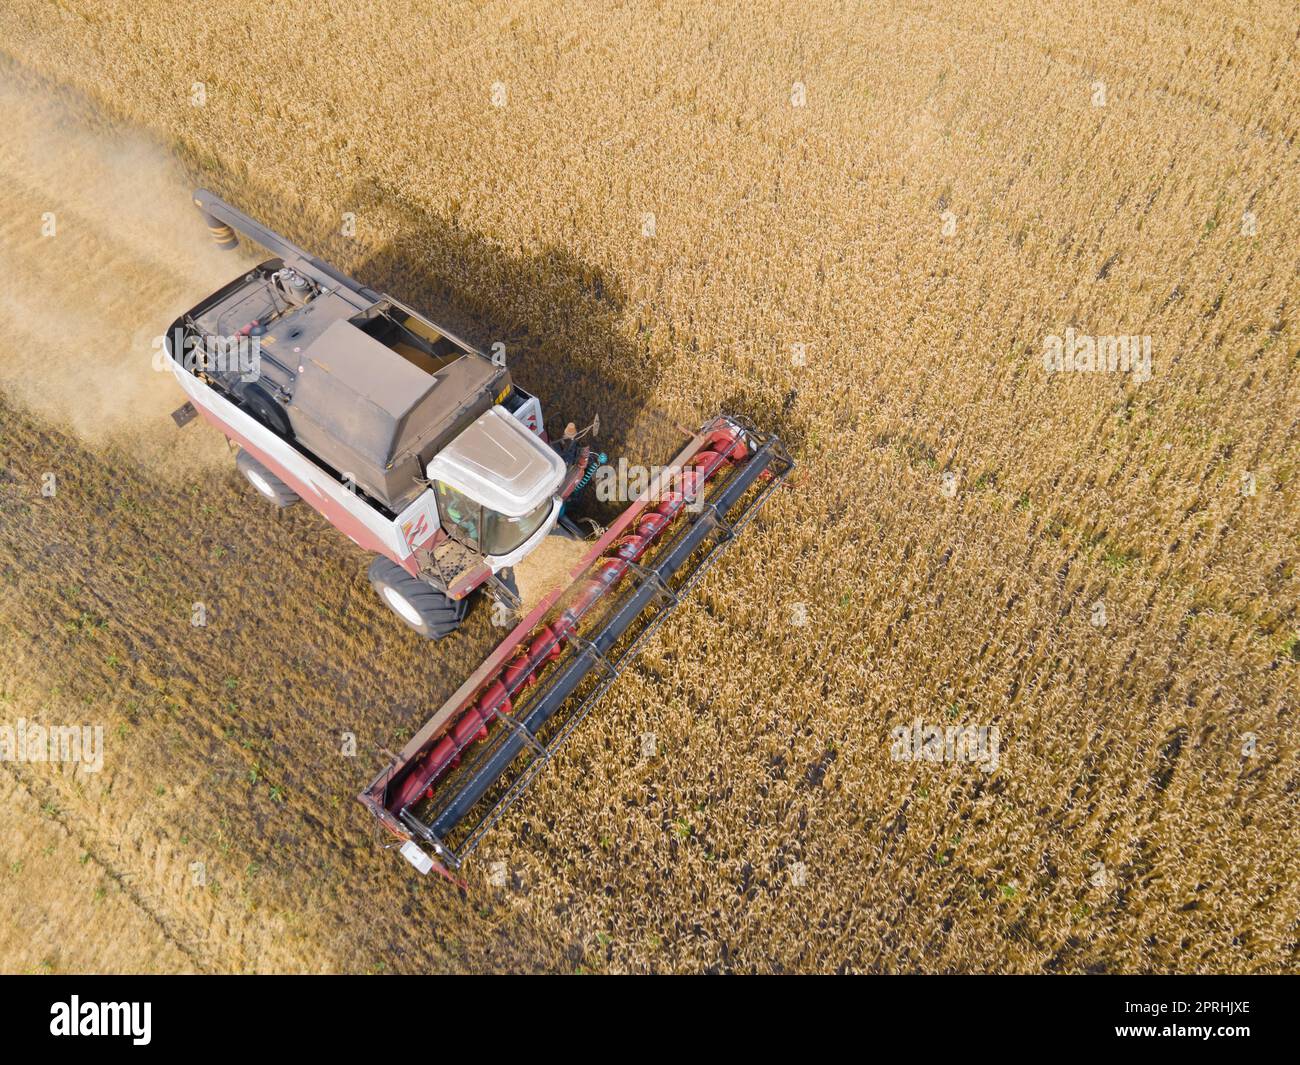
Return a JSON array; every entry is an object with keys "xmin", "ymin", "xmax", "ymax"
[{"xmin": 286, "ymin": 318, "xmax": 501, "ymax": 510}]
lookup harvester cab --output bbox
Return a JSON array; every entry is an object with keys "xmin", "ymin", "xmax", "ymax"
[{"xmin": 168, "ymin": 190, "xmax": 793, "ymax": 883}]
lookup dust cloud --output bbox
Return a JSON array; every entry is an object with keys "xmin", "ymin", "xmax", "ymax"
[{"xmin": 0, "ymin": 78, "xmax": 253, "ymax": 477}]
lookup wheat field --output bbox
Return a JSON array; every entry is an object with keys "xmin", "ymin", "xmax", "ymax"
[{"xmin": 0, "ymin": 1, "xmax": 1296, "ymax": 973}]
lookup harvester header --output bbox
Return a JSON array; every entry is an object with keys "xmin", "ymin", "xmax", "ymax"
[{"xmin": 361, "ymin": 414, "xmax": 791, "ymax": 879}]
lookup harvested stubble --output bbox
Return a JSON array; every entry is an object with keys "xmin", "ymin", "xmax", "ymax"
[
  {"xmin": 512, "ymin": 533, "xmax": 592, "ymax": 615},
  {"xmin": 0, "ymin": 0, "xmax": 1296, "ymax": 973}
]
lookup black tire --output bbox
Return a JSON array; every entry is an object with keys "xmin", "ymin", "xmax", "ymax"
[
  {"xmin": 235, "ymin": 449, "xmax": 299, "ymax": 507},
  {"xmin": 368, "ymin": 557, "xmax": 467, "ymax": 639},
  {"xmin": 239, "ymin": 383, "xmax": 294, "ymax": 439}
]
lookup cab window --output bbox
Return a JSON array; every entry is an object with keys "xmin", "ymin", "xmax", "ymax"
[{"xmin": 433, "ymin": 482, "xmax": 481, "ymax": 549}]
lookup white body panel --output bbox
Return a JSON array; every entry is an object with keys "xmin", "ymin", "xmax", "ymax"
[
  {"xmin": 393, "ymin": 489, "xmax": 443, "ymax": 553},
  {"xmin": 512, "ymin": 394, "xmax": 543, "ymax": 436},
  {"xmin": 170, "ymin": 362, "xmax": 419, "ymax": 561}
]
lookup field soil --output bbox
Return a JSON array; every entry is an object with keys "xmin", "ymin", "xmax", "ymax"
[{"xmin": 0, "ymin": 1, "xmax": 1296, "ymax": 973}]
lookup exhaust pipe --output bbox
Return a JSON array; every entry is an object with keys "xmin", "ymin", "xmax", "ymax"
[{"xmin": 195, "ymin": 199, "xmax": 239, "ymax": 251}]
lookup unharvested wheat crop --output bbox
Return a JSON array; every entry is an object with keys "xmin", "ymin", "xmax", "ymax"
[{"xmin": 0, "ymin": 0, "xmax": 1296, "ymax": 973}]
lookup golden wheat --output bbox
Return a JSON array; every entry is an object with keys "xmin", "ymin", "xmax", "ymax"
[{"xmin": 0, "ymin": 0, "xmax": 1296, "ymax": 973}]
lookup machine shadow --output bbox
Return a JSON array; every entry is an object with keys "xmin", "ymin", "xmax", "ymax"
[{"xmin": 323, "ymin": 187, "xmax": 657, "ymax": 477}]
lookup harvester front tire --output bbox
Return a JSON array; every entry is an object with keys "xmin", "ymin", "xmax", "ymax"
[
  {"xmin": 235, "ymin": 449, "xmax": 299, "ymax": 508},
  {"xmin": 368, "ymin": 558, "xmax": 467, "ymax": 640}
]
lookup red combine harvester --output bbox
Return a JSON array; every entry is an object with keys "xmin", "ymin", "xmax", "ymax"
[{"xmin": 167, "ymin": 191, "xmax": 793, "ymax": 882}]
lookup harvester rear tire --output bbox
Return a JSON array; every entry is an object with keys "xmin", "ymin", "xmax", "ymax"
[
  {"xmin": 368, "ymin": 558, "xmax": 467, "ymax": 640},
  {"xmin": 235, "ymin": 449, "xmax": 299, "ymax": 508}
]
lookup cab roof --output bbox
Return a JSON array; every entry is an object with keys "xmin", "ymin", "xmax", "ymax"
[{"xmin": 426, "ymin": 406, "xmax": 565, "ymax": 516}]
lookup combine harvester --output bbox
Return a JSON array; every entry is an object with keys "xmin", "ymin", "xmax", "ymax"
[{"xmin": 167, "ymin": 191, "xmax": 793, "ymax": 883}]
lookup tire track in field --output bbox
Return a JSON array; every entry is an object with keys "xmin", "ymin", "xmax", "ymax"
[
  {"xmin": 0, "ymin": 763, "xmax": 205, "ymax": 973},
  {"xmin": 0, "ymin": 393, "xmax": 565, "ymax": 973}
]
